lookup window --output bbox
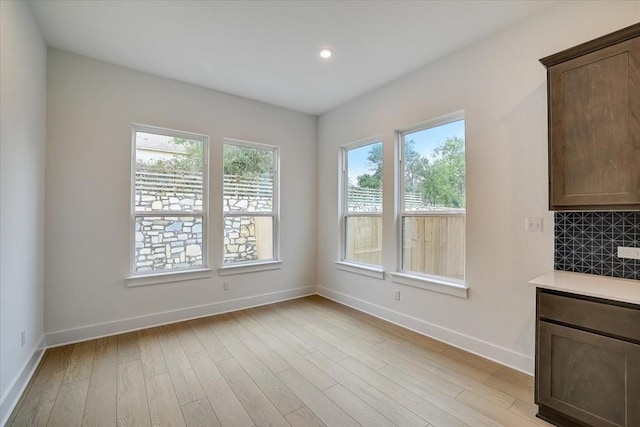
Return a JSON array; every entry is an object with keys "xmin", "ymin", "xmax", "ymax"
[
  {"xmin": 398, "ymin": 115, "xmax": 465, "ymax": 283},
  {"xmin": 131, "ymin": 125, "xmax": 208, "ymax": 276},
  {"xmin": 223, "ymin": 139, "xmax": 278, "ymax": 266},
  {"xmin": 340, "ymin": 140, "xmax": 383, "ymax": 267}
]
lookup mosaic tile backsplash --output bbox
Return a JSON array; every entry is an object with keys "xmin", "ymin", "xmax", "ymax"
[{"xmin": 554, "ymin": 212, "xmax": 640, "ymax": 280}]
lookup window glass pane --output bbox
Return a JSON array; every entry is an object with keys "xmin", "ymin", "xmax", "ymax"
[
  {"xmin": 402, "ymin": 215, "xmax": 464, "ymax": 280},
  {"xmin": 224, "ymin": 216, "xmax": 273, "ymax": 264},
  {"xmin": 134, "ymin": 215, "xmax": 203, "ymax": 272},
  {"xmin": 223, "ymin": 144, "xmax": 274, "ymax": 213},
  {"xmin": 135, "ymin": 132, "xmax": 204, "ymax": 212},
  {"xmin": 403, "ymin": 120, "xmax": 465, "ymax": 212},
  {"xmin": 347, "ymin": 142, "xmax": 382, "ymax": 213},
  {"xmin": 345, "ymin": 216, "xmax": 382, "ymax": 265}
]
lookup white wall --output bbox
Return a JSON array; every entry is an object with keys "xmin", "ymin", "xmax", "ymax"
[
  {"xmin": 317, "ymin": 1, "xmax": 640, "ymax": 374},
  {"xmin": 0, "ymin": 0, "xmax": 47, "ymax": 420},
  {"xmin": 45, "ymin": 50, "xmax": 317, "ymax": 342}
]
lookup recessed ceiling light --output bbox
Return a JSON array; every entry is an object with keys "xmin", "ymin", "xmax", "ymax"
[{"xmin": 319, "ymin": 49, "xmax": 332, "ymax": 59}]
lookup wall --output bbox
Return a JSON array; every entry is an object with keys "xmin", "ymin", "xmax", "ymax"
[
  {"xmin": 317, "ymin": 1, "xmax": 640, "ymax": 374},
  {"xmin": 45, "ymin": 50, "xmax": 317, "ymax": 343},
  {"xmin": 0, "ymin": 0, "xmax": 47, "ymax": 422}
]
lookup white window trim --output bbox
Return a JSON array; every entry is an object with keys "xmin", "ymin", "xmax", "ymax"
[
  {"xmin": 338, "ymin": 137, "xmax": 384, "ymax": 274},
  {"xmin": 219, "ymin": 260, "xmax": 282, "ymax": 276},
  {"xmin": 130, "ymin": 124, "xmax": 209, "ymax": 281},
  {"xmin": 396, "ymin": 111, "xmax": 466, "ymax": 293},
  {"xmin": 222, "ymin": 138, "xmax": 280, "ymax": 270}
]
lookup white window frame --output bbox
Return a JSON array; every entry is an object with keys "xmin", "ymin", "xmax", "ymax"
[
  {"xmin": 391, "ymin": 111, "xmax": 468, "ymax": 298},
  {"xmin": 220, "ymin": 138, "xmax": 280, "ymax": 274},
  {"xmin": 127, "ymin": 124, "xmax": 210, "ymax": 284},
  {"xmin": 336, "ymin": 137, "xmax": 384, "ymax": 279}
]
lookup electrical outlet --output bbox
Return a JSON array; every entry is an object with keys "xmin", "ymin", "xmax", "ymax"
[
  {"xmin": 223, "ymin": 281, "xmax": 230, "ymax": 291},
  {"xmin": 394, "ymin": 290, "xmax": 400, "ymax": 301},
  {"xmin": 617, "ymin": 246, "xmax": 640, "ymax": 260},
  {"xmin": 21, "ymin": 331, "xmax": 26, "ymax": 347},
  {"xmin": 525, "ymin": 218, "xmax": 543, "ymax": 232}
]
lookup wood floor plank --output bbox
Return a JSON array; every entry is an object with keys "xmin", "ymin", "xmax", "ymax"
[
  {"xmin": 93, "ymin": 336, "xmax": 117, "ymax": 360},
  {"xmin": 284, "ymin": 406, "xmax": 327, "ymax": 427},
  {"xmin": 82, "ymin": 356, "xmax": 117, "ymax": 427},
  {"xmin": 277, "ymin": 368, "xmax": 360, "ymax": 427},
  {"xmin": 257, "ymin": 331, "xmax": 336, "ymax": 391},
  {"xmin": 304, "ymin": 351, "xmax": 425, "ymax": 427},
  {"xmin": 188, "ymin": 318, "xmax": 232, "ymax": 363},
  {"xmin": 173, "ymin": 322, "xmax": 205, "ymax": 354},
  {"xmin": 12, "ymin": 296, "xmax": 540, "ymax": 427},
  {"xmin": 47, "ymin": 379, "xmax": 90, "ymax": 427},
  {"xmin": 456, "ymin": 390, "xmax": 541, "ymax": 427},
  {"xmin": 304, "ymin": 322, "xmax": 386, "ymax": 370},
  {"xmin": 37, "ymin": 345, "xmax": 74, "ymax": 377},
  {"xmin": 117, "ymin": 360, "xmax": 151, "ymax": 426},
  {"xmin": 9, "ymin": 370, "xmax": 64, "ymax": 427},
  {"xmin": 341, "ymin": 357, "xmax": 468, "ymax": 427},
  {"xmin": 117, "ymin": 332, "xmax": 140, "ymax": 364},
  {"xmin": 380, "ymin": 339, "xmax": 517, "ymax": 408},
  {"xmin": 323, "ymin": 384, "xmax": 395, "ymax": 427},
  {"xmin": 181, "ymin": 398, "xmax": 221, "ymax": 427},
  {"xmin": 187, "ymin": 351, "xmax": 253, "ymax": 427},
  {"xmin": 137, "ymin": 327, "xmax": 168, "ymax": 378},
  {"xmin": 63, "ymin": 340, "xmax": 96, "ymax": 384},
  {"xmin": 227, "ymin": 312, "xmax": 290, "ymax": 374},
  {"xmin": 248, "ymin": 308, "xmax": 316, "ymax": 355},
  {"xmin": 206, "ymin": 314, "xmax": 241, "ymax": 347},
  {"xmin": 157, "ymin": 325, "xmax": 206, "ymax": 405},
  {"xmin": 376, "ymin": 362, "xmax": 503, "ymax": 427},
  {"xmin": 226, "ymin": 342, "xmax": 303, "ymax": 415},
  {"xmin": 509, "ymin": 399, "xmax": 555, "ymax": 426},
  {"xmin": 146, "ymin": 372, "xmax": 186, "ymax": 427},
  {"xmin": 217, "ymin": 357, "xmax": 290, "ymax": 427},
  {"xmin": 345, "ymin": 334, "xmax": 466, "ymax": 399}
]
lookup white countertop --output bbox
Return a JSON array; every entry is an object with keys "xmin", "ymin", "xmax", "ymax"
[{"xmin": 529, "ymin": 271, "xmax": 640, "ymax": 305}]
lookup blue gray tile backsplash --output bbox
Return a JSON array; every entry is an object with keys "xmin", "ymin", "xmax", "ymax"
[{"xmin": 554, "ymin": 212, "xmax": 640, "ymax": 280}]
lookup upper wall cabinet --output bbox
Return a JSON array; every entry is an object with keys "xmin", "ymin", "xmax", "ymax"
[{"xmin": 541, "ymin": 24, "xmax": 640, "ymax": 210}]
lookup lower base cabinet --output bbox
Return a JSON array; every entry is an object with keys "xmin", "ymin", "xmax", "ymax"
[{"xmin": 535, "ymin": 288, "xmax": 640, "ymax": 427}]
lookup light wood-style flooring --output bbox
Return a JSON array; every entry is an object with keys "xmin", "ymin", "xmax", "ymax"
[{"xmin": 7, "ymin": 295, "xmax": 551, "ymax": 427}]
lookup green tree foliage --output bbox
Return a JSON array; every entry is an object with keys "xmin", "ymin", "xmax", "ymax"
[
  {"xmin": 223, "ymin": 144, "xmax": 273, "ymax": 177},
  {"xmin": 137, "ymin": 138, "xmax": 203, "ymax": 174},
  {"xmin": 357, "ymin": 143, "xmax": 382, "ymax": 189},
  {"xmin": 421, "ymin": 137, "xmax": 465, "ymax": 208},
  {"xmin": 357, "ymin": 136, "xmax": 465, "ymax": 208}
]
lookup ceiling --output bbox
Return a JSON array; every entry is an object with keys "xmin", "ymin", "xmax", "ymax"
[{"xmin": 28, "ymin": 0, "xmax": 556, "ymax": 115}]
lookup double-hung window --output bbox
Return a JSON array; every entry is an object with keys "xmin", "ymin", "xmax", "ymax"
[
  {"xmin": 131, "ymin": 125, "xmax": 209, "ymax": 276},
  {"xmin": 341, "ymin": 140, "xmax": 383, "ymax": 267},
  {"xmin": 223, "ymin": 139, "xmax": 279, "ymax": 266},
  {"xmin": 398, "ymin": 114, "xmax": 465, "ymax": 284}
]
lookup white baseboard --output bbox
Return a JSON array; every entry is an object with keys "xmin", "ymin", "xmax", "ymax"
[
  {"xmin": 1, "ymin": 334, "xmax": 46, "ymax": 427},
  {"xmin": 46, "ymin": 286, "xmax": 315, "ymax": 347},
  {"xmin": 317, "ymin": 286, "xmax": 534, "ymax": 375}
]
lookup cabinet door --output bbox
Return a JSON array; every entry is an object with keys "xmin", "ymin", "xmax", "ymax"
[
  {"xmin": 537, "ymin": 321, "xmax": 640, "ymax": 427},
  {"xmin": 549, "ymin": 37, "xmax": 640, "ymax": 209}
]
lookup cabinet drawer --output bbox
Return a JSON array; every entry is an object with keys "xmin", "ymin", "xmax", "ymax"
[{"xmin": 538, "ymin": 291, "xmax": 640, "ymax": 342}]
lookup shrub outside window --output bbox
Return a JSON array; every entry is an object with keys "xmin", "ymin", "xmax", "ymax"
[
  {"xmin": 341, "ymin": 140, "xmax": 383, "ymax": 266},
  {"xmin": 131, "ymin": 125, "xmax": 208, "ymax": 275},
  {"xmin": 223, "ymin": 139, "xmax": 279, "ymax": 265},
  {"xmin": 398, "ymin": 115, "xmax": 465, "ymax": 283}
]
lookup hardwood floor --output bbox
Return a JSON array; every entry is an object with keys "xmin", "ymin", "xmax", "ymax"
[{"xmin": 7, "ymin": 296, "xmax": 551, "ymax": 427}]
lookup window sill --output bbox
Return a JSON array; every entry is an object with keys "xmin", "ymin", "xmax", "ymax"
[
  {"xmin": 219, "ymin": 260, "xmax": 282, "ymax": 276},
  {"xmin": 335, "ymin": 261, "xmax": 385, "ymax": 280},
  {"xmin": 126, "ymin": 268, "xmax": 213, "ymax": 287},
  {"xmin": 389, "ymin": 272, "xmax": 468, "ymax": 298}
]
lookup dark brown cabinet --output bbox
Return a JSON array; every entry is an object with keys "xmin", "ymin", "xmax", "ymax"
[
  {"xmin": 535, "ymin": 288, "xmax": 640, "ymax": 427},
  {"xmin": 540, "ymin": 24, "xmax": 640, "ymax": 210}
]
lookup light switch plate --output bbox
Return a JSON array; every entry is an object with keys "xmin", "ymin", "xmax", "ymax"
[{"xmin": 526, "ymin": 218, "xmax": 543, "ymax": 232}]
